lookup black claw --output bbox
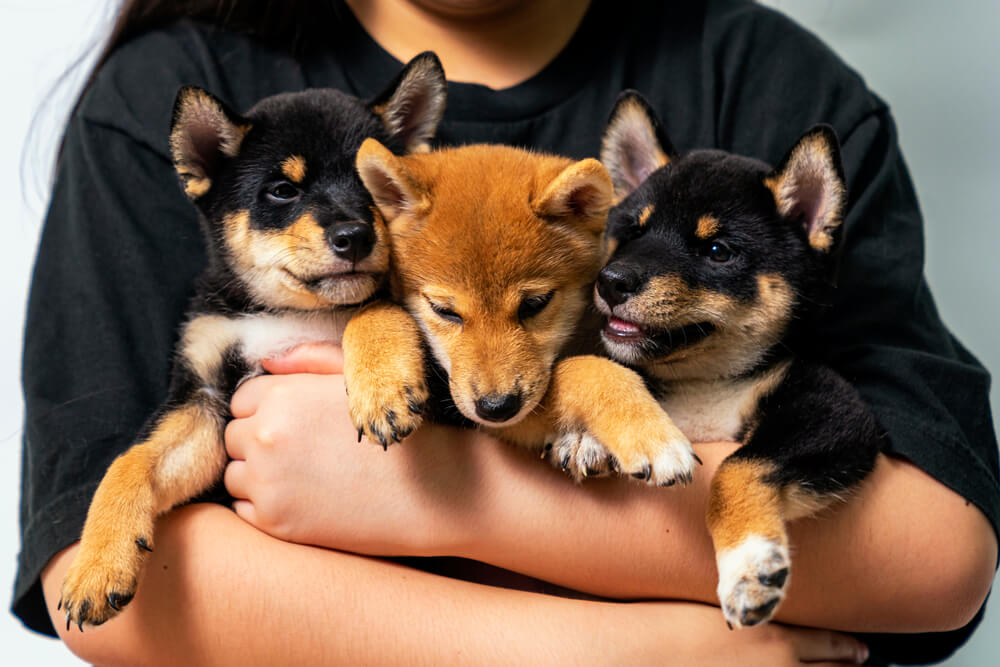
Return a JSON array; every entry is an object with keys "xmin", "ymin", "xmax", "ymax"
[
  {"xmin": 78, "ymin": 619, "xmax": 84, "ymax": 633},
  {"xmin": 726, "ymin": 620, "xmax": 734, "ymax": 631},
  {"xmin": 692, "ymin": 453, "xmax": 703, "ymax": 466},
  {"xmin": 66, "ymin": 614, "xmax": 71, "ymax": 632},
  {"xmin": 358, "ymin": 428, "xmax": 364, "ymax": 443},
  {"xmin": 659, "ymin": 478, "xmax": 676, "ymax": 487},
  {"xmin": 544, "ymin": 442, "xmax": 553, "ymax": 453},
  {"xmin": 585, "ymin": 466, "xmax": 600, "ymax": 477},
  {"xmin": 632, "ymin": 464, "xmax": 651, "ymax": 481},
  {"xmin": 607, "ymin": 455, "xmax": 619, "ymax": 472},
  {"xmin": 108, "ymin": 592, "xmax": 133, "ymax": 612},
  {"xmin": 136, "ymin": 536, "xmax": 153, "ymax": 552},
  {"xmin": 759, "ymin": 567, "xmax": 789, "ymax": 589},
  {"xmin": 108, "ymin": 595, "xmax": 119, "ymax": 611},
  {"xmin": 742, "ymin": 598, "xmax": 780, "ymax": 626},
  {"xmin": 560, "ymin": 454, "xmax": 570, "ymax": 471},
  {"xmin": 407, "ymin": 398, "xmax": 424, "ymax": 416},
  {"xmin": 57, "ymin": 598, "xmax": 62, "ymax": 611}
]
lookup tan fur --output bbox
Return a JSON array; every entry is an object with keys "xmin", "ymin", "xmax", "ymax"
[
  {"xmin": 707, "ymin": 460, "xmax": 786, "ymax": 552},
  {"xmin": 169, "ymin": 89, "xmax": 250, "ymax": 198},
  {"xmin": 763, "ymin": 135, "xmax": 845, "ymax": 252},
  {"xmin": 357, "ymin": 142, "xmax": 609, "ymax": 427},
  {"xmin": 60, "ymin": 401, "xmax": 227, "ymax": 626},
  {"xmin": 783, "ymin": 484, "xmax": 837, "ymax": 521},
  {"xmin": 637, "ymin": 204, "xmax": 655, "ymax": 228},
  {"xmin": 351, "ymin": 141, "xmax": 698, "ymax": 482},
  {"xmin": 222, "ymin": 209, "xmax": 389, "ymax": 310},
  {"xmin": 510, "ymin": 355, "xmax": 688, "ymax": 471},
  {"xmin": 342, "ymin": 301, "xmax": 430, "ymax": 445},
  {"xmin": 695, "ymin": 215, "xmax": 719, "ymax": 239},
  {"xmin": 613, "ymin": 273, "xmax": 795, "ymax": 381},
  {"xmin": 179, "ymin": 315, "xmax": 239, "ymax": 385},
  {"xmin": 600, "ymin": 96, "xmax": 670, "ymax": 200},
  {"xmin": 281, "ymin": 155, "xmax": 307, "ymax": 183}
]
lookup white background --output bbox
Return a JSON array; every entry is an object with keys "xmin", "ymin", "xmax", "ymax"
[{"xmin": 1, "ymin": 0, "xmax": 997, "ymax": 664}]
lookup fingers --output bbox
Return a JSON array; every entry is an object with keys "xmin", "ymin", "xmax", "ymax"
[
  {"xmin": 231, "ymin": 499, "xmax": 258, "ymax": 526},
  {"xmin": 262, "ymin": 342, "xmax": 344, "ymax": 375},
  {"xmin": 224, "ymin": 459, "xmax": 249, "ymax": 499},
  {"xmin": 784, "ymin": 626, "xmax": 868, "ymax": 664}
]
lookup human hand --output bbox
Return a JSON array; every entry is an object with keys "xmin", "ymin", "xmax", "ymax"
[
  {"xmin": 223, "ymin": 343, "xmax": 480, "ymax": 555},
  {"xmin": 661, "ymin": 601, "xmax": 869, "ymax": 666}
]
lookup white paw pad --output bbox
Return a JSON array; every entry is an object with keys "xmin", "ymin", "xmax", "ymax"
[{"xmin": 716, "ymin": 535, "xmax": 790, "ymax": 628}]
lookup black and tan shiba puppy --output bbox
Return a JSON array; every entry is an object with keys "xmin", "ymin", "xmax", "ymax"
[
  {"xmin": 597, "ymin": 92, "xmax": 881, "ymax": 628},
  {"xmin": 58, "ymin": 53, "xmax": 447, "ymax": 629},
  {"xmin": 342, "ymin": 141, "xmax": 698, "ymax": 484}
]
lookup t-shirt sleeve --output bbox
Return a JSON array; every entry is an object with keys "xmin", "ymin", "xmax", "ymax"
[{"xmin": 13, "ymin": 41, "xmax": 208, "ymax": 637}]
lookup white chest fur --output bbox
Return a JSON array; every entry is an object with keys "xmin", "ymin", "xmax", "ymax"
[
  {"xmin": 234, "ymin": 310, "xmax": 353, "ymax": 363},
  {"xmin": 657, "ymin": 362, "xmax": 789, "ymax": 444},
  {"xmin": 180, "ymin": 309, "xmax": 354, "ymax": 386}
]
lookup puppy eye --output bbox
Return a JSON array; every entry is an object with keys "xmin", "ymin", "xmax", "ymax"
[
  {"xmin": 264, "ymin": 181, "xmax": 301, "ymax": 203},
  {"xmin": 518, "ymin": 291, "xmax": 554, "ymax": 321},
  {"xmin": 701, "ymin": 241, "xmax": 736, "ymax": 263},
  {"xmin": 428, "ymin": 299, "xmax": 463, "ymax": 325}
]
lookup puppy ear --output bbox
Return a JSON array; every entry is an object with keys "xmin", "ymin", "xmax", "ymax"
[
  {"xmin": 371, "ymin": 51, "xmax": 447, "ymax": 154},
  {"xmin": 356, "ymin": 138, "xmax": 430, "ymax": 222},
  {"xmin": 532, "ymin": 158, "xmax": 613, "ymax": 231},
  {"xmin": 169, "ymin": 86, "xmax": 249, "ymax": 199},
  {"xmin": 600, "ymin": 90, "xmax": 674, "ymax": 200},
  {"xmin": 764, "ymin": 125, "xmax": 846, "ymax": 253}
]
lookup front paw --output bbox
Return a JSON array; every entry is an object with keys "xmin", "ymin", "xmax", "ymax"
[
  {"xmin": 345, "ymin": 365, "xmax": 428, "ymax": 450},
  {"xmin": 605, "ymin": 416, "xmax": 697, "ymax": 487},
  {"xmin": 716, "ymin": 536, "xmax": 790, "ymax": 629},
  {"xmin": 59, "ymin": 535, "xmax": 153, "ymax": 630},
  {"xmin": 548, "ymin": 431, "xmax": 616, "ymax": 481}
]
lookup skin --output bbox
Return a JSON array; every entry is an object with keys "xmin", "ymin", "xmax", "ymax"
[{"xmin": 38, "ymin": 0, "xmax": 997, "ymax": 663}]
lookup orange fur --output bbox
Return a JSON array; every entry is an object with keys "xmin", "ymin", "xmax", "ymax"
[{"xmin": 707, "ymin": 459, "xmax": 785, "ymax": 552}]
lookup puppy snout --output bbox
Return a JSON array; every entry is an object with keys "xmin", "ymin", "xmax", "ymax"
[
  {"xmin": 474, "ymin": 392, "xmax": 522, "ymax": 423},
  {"xmin": 327, "ymin": 222, "xmax": 374, "ymax": 263},
  {"xmin": 597, "ymin": 264, "xmax": 641, "ymax": 307}
]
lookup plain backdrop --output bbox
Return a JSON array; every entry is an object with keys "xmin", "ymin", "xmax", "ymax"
[{"xmin": 2, "ymin": 0, "xmax": 997, "ymax": 664}]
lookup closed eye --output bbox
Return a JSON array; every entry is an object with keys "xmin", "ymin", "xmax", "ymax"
[
  {"xmin": 518, "ymin": 290, "xmax": 555, "ymax": 322},
  {"xmin": 427, "ymin": 298, "xmax": 463, "ymax": 325}
]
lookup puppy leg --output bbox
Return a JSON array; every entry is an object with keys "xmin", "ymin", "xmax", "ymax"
[
  {"xmin": 546, "ymin": 355, "xmax": 695, "ymax": 484},
  {"xmin": 60, "ymin": 397, "xmax": 227, "ymax": 629},
  {"xmin": 343, "ymin": 301, "xmax": 429, "ymax": 448},
  {"xmin": 707, "ymin": 362, "xmax": 881, "ymax": 628}
]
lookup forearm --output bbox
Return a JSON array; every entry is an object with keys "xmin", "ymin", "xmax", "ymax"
[
  {"xmin": 406, "ymin": 427, "xmax": 996, "ymax": 633},
  {"xmin": 42, "ymin": 504, "xmax": 723, "ymax": 667}
]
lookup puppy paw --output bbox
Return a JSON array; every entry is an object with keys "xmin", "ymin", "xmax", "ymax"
[
  {"xmin": 345, "ymin": 361, "xmax": 428, "ymax": 450},
  {"xmin": 716, "ymin": 536, "xmax": 790, "ymax": 629},
  {"xmin": 548, "ymin": 432, "xmax": 615, "ymax": 481},
  {"xmin": 59, "ymin": 534, "xmax": 153, "ymax": 630},
  {"xmin": 608, "ymin": 417, "xmax": 697, "ymax": 487}
]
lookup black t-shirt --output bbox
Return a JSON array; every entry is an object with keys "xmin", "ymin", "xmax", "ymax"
[{"xmin": 15, "ymin": 0, "xmax": 998, "ymax": 661}]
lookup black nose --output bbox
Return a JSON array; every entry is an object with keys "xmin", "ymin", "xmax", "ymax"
[
  {"xmin": 597, "ymin": 264, "xmax": 642, "ymax": 307},
  {"xmin": 474, "ymin": 393, "xmax": 522, "ymax": 423},
  {"xmin": 327, "ymin": 222, "xmax": 374, "ymax": 263}
]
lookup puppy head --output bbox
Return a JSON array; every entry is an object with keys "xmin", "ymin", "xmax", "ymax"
[
  {"xmin": 357, "ymin": 141, "xmax": 612, "ymax": 426},
  {"xmin": 597, "ymin": 91, "xmax": 845, "ymax": 380},
  {"xmin": 169, "ymin": 52, "xmax": 446, "ymax": 310}
]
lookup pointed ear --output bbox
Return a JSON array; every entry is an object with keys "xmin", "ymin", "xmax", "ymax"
[
  {"xmin": 764, "ymin": 125, "xmax": 847, "ymax": 253},
  {"xmin": 371, "ymin": 51, "xmax": 447, "ymax": 154},
  {"xmin": 356, "ymin": 138, "xmax": 430, "ymax": 222},
  {"xmin": 532, "ymin": 158, "xmax": 613, "ymax": 229},
  {"xmin": 600, "ymin": 90, "xmax": 674, "ymax": 200},
  {"xmin": 169, "ymin": 86, "xmax": 249, "ymax": 199}
]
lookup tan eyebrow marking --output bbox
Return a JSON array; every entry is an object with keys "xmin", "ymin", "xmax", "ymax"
[
  {"xmin": 637, "ymin": 204, "xmax": 655, "ymax": 227},
  {"xmin": 696, "ymin": 215, "xmax": 719, "ymax": 239},
  {"xmin": 281, "ymin": 155, "xmax": 307, "ymax": 183}
]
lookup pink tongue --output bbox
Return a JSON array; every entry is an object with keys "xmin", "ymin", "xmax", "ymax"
[{"xmin": 608, "ymin": 317, "xmax": 642, "ymax": 334}]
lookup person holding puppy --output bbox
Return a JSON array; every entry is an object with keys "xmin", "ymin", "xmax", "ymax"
[{"xmin": 16, "ymin": 0, "xmax": 997, "ymax": 665}]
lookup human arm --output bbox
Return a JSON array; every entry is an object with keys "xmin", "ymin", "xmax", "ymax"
[
  {"xmin": 40, "ymin": 504, "xmax": 871, "ymax": 667},
  {"xmin": 223, "ymin": 345, "xmax": 997, "ymax": 635}
]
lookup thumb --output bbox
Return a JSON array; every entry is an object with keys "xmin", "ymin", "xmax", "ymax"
[{"xmin": 262, "ymin": 342, "xmax": 345, "ymax": 375}]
